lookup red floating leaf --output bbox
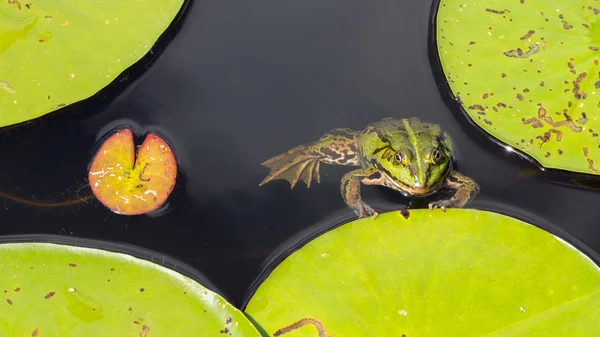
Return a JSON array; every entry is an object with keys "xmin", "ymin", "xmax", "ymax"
[{"xmin": 88, "ymin": 129, "xmax": 177, "ymax": 215}]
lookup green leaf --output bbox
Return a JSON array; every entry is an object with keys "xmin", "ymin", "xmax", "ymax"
[
  {"xmin": 245, "ymin": 209, "xmax": 600, "ymax": 336},
  {"xmin": 0, "ymin": 241, "xmax": 261, "ymax": 337},
  {"xmin": 434, "ymin": 0, "xmax": 600, "ymax": 175},
  {"xmin": 0, "ymin": 0, "xmax": 184, "ymax": 128}
]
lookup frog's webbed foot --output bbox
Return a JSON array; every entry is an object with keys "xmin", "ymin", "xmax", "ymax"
[
  {"xmin": 429, "ymin": 171, "xmax": 479, "ymax": 211},
  {"xmin": 259, "ymin": 128, "xmax": 359, "ymax": 189},
  {"xmin": 259, "ymin": 145, "xmax": 322, "ymax": 188},
  {"xmin": 341, "ymin": 167, "xmax": 386, "ymax": 219},
  {"xmin": 428, "ymin": 199, "xmax": 453, "ymax": 212},
  {"xmin": 352, "ymin": 201, "xmax": 379, "ymax": 219}
]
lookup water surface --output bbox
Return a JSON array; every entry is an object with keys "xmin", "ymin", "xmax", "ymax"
[{"xmin": 1, "ymin": 0, "xmax": 599, "ymax": 305}]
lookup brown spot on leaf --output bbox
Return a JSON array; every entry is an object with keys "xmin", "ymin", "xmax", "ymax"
[
  {"xmin": 485, "ymin": 8, "xmax": 505, "ymax": 14},
  {"xmin": 536, "ymin": 106, "xmax": 583, "ymax": 132},
  {"xmin": 504, "ymin": 44, "xmax": 539, "ymax": 58},
  {"xmin": 588, "ymin": 158, "xmax": 598, "ymax": 172},
  {"xmin": 519, "ymin": 30, "xmax": 535, "ymax": 40},
  {"xmin": 31, "ymin": 328, "xmax": 39, "ymax": 337},
  {"xmin": 69, "ymin": 263, "xmax": 76, "ymax": 267},
  {"xmin": 140, "ymin": 325, "xmax": 150, "ymax": 337},
  {"xmin": 400, "ymin": 209, "xmax": 410, "ymax": 219},
  {"xmin": 577, "ymin": 112, "xmax": 589, "ymax": 125},
  {"xmin": 562, "ymin": 20, "xmax": 573, "ymax": 30},
  {"xmin": 7, "ymin": 0, "xmax": 22, "ymax": 10},
  {"xmin": 536, "ymin": 129, "xmax": 563, "ymax": 148},
  {"xmin": 522, "ymin": 117, "xmax": 543, "ymax": 128},
  {"xmin": 45, "ymin": 292, "xmax": 55, "ymax": 299},
  {"xmin": 6, "ymin": 299, "xmax": 12, "ymax": 305}
]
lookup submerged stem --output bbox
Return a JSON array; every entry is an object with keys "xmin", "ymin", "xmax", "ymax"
[{"xmin": 273, "ymin": 318, "xmax": 329, "ymax": 337}]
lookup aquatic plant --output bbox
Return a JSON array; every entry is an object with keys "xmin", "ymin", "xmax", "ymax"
[
  {"xmin": 434, "ymin": 0, "xmax": 600, "ymax": 175},
  {"xmin": 0, "ymin": 0, "xmax": 185, "ymax": 128},
  {"xmin": 0, "ymin": 240, "xmax": 261, "ymax": 336},
  {"xmin": 88, "ymin": 128, "xmax": 177, "ymax": 215},
  {"xmin": 0, "ymin": 128, "xmax": 177, "ymax": 215},
  {"xmin": 244, "ymin": 209, "xmax": 600, "ymax": 336}
]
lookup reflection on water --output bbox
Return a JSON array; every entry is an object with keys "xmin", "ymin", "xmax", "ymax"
[{"xmin": 0, "ymin": 0, "xmax": 600, "ymax": 307}]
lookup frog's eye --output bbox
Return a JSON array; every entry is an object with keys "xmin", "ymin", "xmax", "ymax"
[
  {"xmin": 394, "ymin": 152, "xmax": 405, "ymax": 163},
  {"xmin": 431, "ymin": 149, "xmax": 442, "ymax": 164}
]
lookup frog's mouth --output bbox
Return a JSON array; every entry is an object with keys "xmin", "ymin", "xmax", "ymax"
[
  {"xmin": 386, "ymin": 176, "xmax": 439, "ymax": 196},
  {"xmin": 377, "ymin": 163, "xmax": 447, "ymax": 196}
]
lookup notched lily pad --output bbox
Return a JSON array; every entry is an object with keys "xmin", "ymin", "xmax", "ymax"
[
  {"xmin": 88, "ymin": 129, "xmax": 177, "ymax": 215},
  {"xmin": 0, "ymin": 240, "xmax": 261, "ymax": 336},
  {"xmin": 245, "ymin": 209, "xmax": 600, "ymax": 336},
  {"xmin": 434, "ymin": 0, "xmax": 600, "ymax": 175},
  {"xmin": 0, "ymin": 0, "xmax": 185, "ymax": 128}
]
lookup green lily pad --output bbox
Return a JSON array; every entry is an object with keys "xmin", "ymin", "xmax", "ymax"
[
  {"xmin": 0, "ymin": 240, "xmax": 261, "ymax": 337},
  {"xmin": 0, "ymin": 0, "xmax": 185, "ymax": 128},
  {"xmin": 434, "ymin": 0, "xmax": 600, "ymax": 175},
  {"xmin": 244, "ymin": 209, "xmax": 600, "ymax": 336}
]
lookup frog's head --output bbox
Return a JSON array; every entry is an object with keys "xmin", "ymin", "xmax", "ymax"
[{"xmin": 376, "ymin": 131, "xmax": 453, "ymax": 196}]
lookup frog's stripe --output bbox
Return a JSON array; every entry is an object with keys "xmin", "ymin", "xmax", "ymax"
[{"xmin": 401, "ymin": 119, "xmax": 424, "ymax": 186}]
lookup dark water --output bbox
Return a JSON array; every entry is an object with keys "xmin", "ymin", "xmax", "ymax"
[{"xmin": 1, "ymin": 0, "xmax": 600, "ymax": 307}]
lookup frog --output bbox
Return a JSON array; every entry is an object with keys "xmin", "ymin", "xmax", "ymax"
[{"xmin": 259, "ymin": 117, "xmax": 480, "ymax": 218}]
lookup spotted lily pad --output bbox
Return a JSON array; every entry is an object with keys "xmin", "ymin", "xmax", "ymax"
[
  {"xmin": 0, "ymin": 0, "xmax": 185, "ymax": 128},
  {"xmin": 0, "ymin": 239, "xmax": 261, "ymax": 337},
  {"xmin": 88, "ymin": 129, "xmax": 177, "ymax": 215},
  {"xmin": 434, "ymin": 0, "xmax": 600, "ymax": 175},
  {"xmin": 244, "ymin": 209, "xmax": 600, "ymax": 336}
]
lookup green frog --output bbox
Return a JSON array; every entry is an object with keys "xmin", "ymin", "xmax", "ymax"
[{"xmin": 259, "ymin": 117, "xmax": 479, "ymax": 218}]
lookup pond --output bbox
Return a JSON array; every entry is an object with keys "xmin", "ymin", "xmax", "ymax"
[{"xmin": 1, "ymin": 0, "xmax": 600, "ymax": 326}]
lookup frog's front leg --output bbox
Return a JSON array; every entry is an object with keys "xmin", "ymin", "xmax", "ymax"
[
  {"xmin": 341, "ymin": 167, "xmax": 387, "ymax": 219},
  {"xmin": 429, "ymin": 171, "xmax": 479, "ymax": 211}
]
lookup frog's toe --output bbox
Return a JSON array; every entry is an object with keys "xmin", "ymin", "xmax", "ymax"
[
  {"xmin": 352, "ymin": 202, "xmax": 378, "ymax": 219},
  {"xmin": 428, "ymin": 199, "xmax": 454, "ymax": 212}
]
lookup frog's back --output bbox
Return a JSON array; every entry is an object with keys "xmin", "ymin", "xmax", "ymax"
[{"xmin": 358, "ymin": 117, "xmax": 451, "ymax": 163}]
